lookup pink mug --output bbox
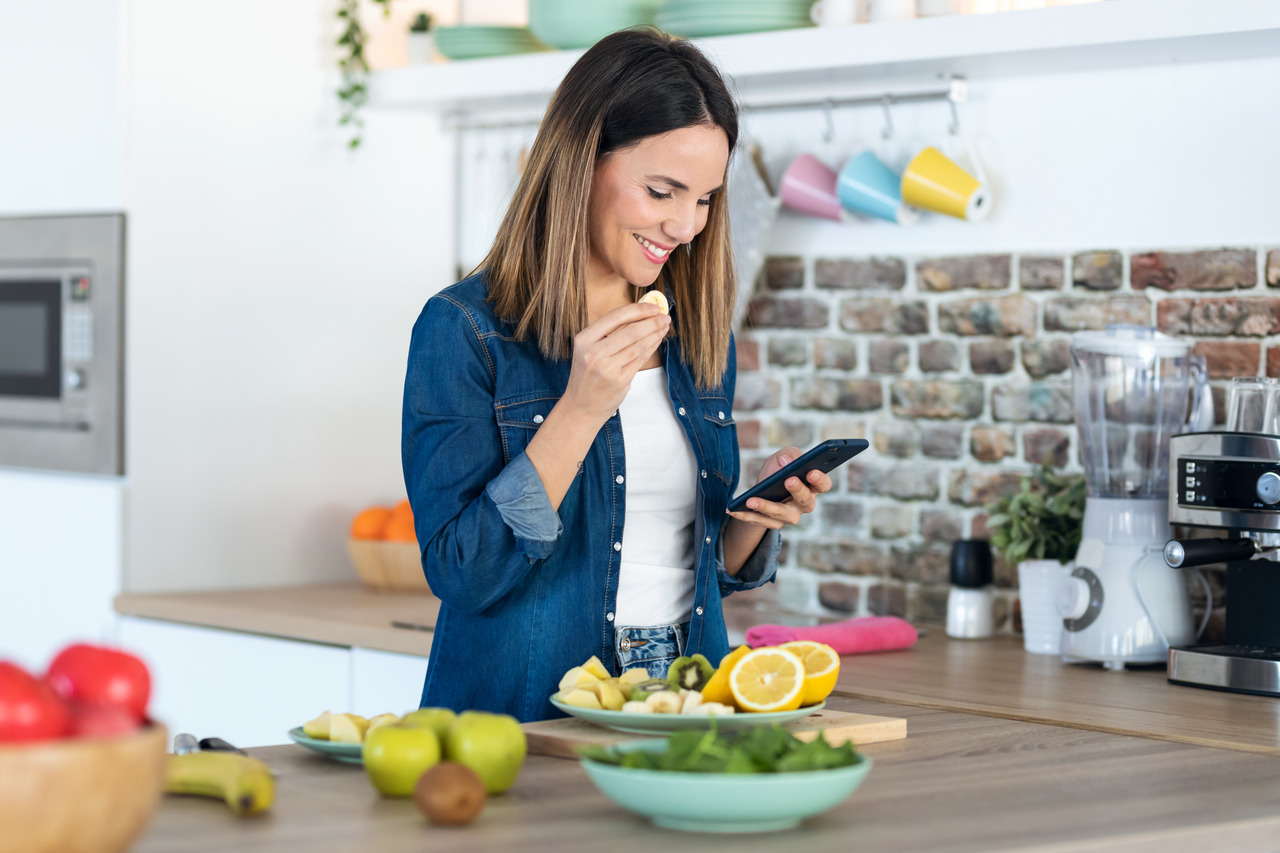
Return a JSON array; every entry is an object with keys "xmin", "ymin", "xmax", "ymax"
[{"xmin": 780, "ymin": 154, "xmax": 842, "ymax": 222}]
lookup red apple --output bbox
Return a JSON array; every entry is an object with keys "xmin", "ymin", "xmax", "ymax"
[
  {"xmin": 45, "ymin": 643, "xmax": 151, "ymax": 722},
  {"xmin": 0, "ymin": 661, "xmax": 70, "ymax": 742},
  {"xmin": 67, "ymin": 702, "xmax": 142, "ymax": 738}
]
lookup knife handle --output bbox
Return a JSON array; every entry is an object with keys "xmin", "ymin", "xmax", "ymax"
[{"xmin": 199, "ymin": 737, "xmax": 247, "ymax": 755}]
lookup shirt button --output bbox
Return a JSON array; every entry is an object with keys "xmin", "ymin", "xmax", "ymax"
[
  {"xmin": 533, "ymin": 414, "xmax": 544, "ymax": 424},
  {"xmin": 607, "ymin": 612, "xmax": 614, "ymax": 622},
  {"xmin": 616, "ymin": 475, "xmax": 624, "ymax": 484},
  {"xmin": 614, "ymin": 542, "xmax": 622, "ymax": 552},
  {"xmin": 701, "ymin": 470, "xmax": 707, "ymax": 478},
  {"xmin": 695, "ymin": 606, "xmax": 704, "ymax": 616},
  {"xmin": 677, "ymin": 407, "xmax": 686, "ymax": 416},
  {"xmin": 718, "ymin": 411, "xmax": 725, "ymax": 419},
  {"xmin": 705, "ymin": 536, "xmax": 712, "ymax": 545}
]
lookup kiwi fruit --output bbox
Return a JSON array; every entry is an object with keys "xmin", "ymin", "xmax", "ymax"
[
  {"xmin": 414, "ymin": 761, "xmax": 487, "ymax": 826},
  {"xmin": 628, "ymin": 678, "xmax": 671, "ymax": 696},
  {"xmin": 667, "ymin": 654, "xmax": 715, "ymax": 692}
]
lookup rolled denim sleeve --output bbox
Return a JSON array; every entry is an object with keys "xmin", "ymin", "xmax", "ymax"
[
  {"xmin": 485, "ymin": 452, "xmax": 562, "ymax": 559},
  {"xmin": 402, "ymin": 293, "xmax": 562, "ymax": 616},
  {"xmin": 716, "ymin": 527, "xmax": 780, "ymax": 595}
]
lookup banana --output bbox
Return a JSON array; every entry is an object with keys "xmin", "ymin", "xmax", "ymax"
[{"xmin": 165, "ymin": 751, "xmax": 276, "ymax": 816}]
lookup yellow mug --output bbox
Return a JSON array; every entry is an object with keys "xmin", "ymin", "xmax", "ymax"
[{"xmin": 901, "ymin": 146, "xmax": 992, "ymax": 222}]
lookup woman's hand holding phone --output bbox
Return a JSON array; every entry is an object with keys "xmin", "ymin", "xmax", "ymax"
[{"xmin": 727, "ymin": 445, "xmax": 834, "ymax": 530}]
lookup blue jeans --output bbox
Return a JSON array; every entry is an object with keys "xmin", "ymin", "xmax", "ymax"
[{"xmin": 614, "ymin": 622, "xmax": 691, "ymax": 678}]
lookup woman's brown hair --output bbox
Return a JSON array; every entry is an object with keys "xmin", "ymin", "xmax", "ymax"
[{"xmin": 478, "ymin": 28, "xmax": 740, "ymax": 389}]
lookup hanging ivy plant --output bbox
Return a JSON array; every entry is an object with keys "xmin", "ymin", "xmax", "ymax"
[{"xmin": 336, "ymin": 0, "xmax": 393, "ymax": 149}]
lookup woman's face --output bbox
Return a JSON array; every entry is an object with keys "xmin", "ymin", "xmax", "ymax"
[{"xmin": 586, "ymin": 124, "xmax": 730, "ymax": 290}]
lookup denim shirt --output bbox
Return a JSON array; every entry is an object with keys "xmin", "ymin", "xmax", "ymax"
[{"xmin": 401, "ymin": 272, "xmax": 780, "ymax": 723}]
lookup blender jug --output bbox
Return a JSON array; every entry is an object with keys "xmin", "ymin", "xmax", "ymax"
[{"xmin": 1057, "ymin": 326, "xmax": 1210, "ymax": 669}]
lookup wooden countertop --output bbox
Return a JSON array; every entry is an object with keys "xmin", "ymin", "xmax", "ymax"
[
  {"xmin": 114, "ymin": 584, "xmax": 440, "ymax": 657},
  {"xmin": 832, "ymin": 633, "xmax": 1280, "ymax": 756},
  {"xmin": 133, "ymin": 695, "xmax": 1280, "ymax": 853},
  {"xmin": 112, "ymin": 584, "xmax": 824, "ymax": 658}
]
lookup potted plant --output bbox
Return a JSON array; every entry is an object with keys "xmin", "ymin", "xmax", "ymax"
[
  {"xmin": 986, "ymin": 464, "xmax": 1086, "ymax": 655},
  {"xmin": 407, "ymin": 12, "xmax": 436, "ymax": 66}
]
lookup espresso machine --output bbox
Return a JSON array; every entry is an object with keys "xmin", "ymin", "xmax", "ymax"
[{"xmin": 1163, "ymin": 426, "xmax": 1280, "ymax": 696}]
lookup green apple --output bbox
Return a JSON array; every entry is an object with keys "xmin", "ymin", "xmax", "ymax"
[
  {"xmin": 402, "ymin": 707, "xmax": 457, "ymax": 741},
  {"xmin": 362, "ymin": 721, "xmax": 441, "ymax": 797},
  {"xmin": 444, "ymin": 711, "xmax": 527, "ymax": 795}
]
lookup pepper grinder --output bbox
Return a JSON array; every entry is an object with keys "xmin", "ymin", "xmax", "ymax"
[{"xmin": 947, "ymin": 539, "xmax": 995, "ymax": 639}]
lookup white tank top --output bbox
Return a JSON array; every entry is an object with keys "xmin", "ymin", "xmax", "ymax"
[{"xmin": 613, "ymin": 365, "xmax": 698, "ymax": 628}]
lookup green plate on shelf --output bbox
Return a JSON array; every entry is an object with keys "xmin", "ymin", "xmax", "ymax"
[
  {"xmin": 550, "ymin": 697, "xmax": 825, "ymax": 734},
  {"xmin": 287, "ymin": 727, "xmax": 363, "ymax": 764}
]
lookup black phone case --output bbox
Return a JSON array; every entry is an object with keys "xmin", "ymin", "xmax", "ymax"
[{"xmin": 727, "ymin": 439, "xmax": 869, "ymax": 512}]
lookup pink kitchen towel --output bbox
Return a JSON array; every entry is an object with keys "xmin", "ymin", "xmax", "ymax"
[{"xmin": 746, "ymin": 615, "xmax": 918, "ymax": 655}]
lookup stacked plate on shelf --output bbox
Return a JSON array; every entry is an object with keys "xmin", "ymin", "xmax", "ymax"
[
  {"xmin": 656, "ymin": 0, "xmax": 815, "ymax": 38},
  {"xmin": 433, "ymin": 25, "xmax": 550, "ymax": 60},
  {"xmin": 529, "ymin": 0, "xmax": 660, "ymax": 49}
]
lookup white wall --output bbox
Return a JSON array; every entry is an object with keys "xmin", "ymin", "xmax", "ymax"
[
  {"xmin": 0, "ymin": 0, "xmax": 125, "ymax": 214},
  {"xmin": 123, "ymin": 0, "xmax": 455, "ymax": 591}
]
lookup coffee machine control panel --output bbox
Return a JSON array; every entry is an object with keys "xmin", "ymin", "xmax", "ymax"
[
  {"xmin": 1170, "ymin": 432, "xmax": 1280, "ymax": 531},
  {"xmin": 1179, "ymin": 459, "xmax": 1280, "ymax": 508}
]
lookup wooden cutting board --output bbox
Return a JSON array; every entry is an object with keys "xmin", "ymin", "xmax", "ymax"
[{"xmin": 523, "ymin": 708, "xmax": 906, "ymax": 759}]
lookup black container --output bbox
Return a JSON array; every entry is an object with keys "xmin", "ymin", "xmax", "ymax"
[{"xmin": 950, "ymin": 539, "xmax": 993, "ymax": 589}]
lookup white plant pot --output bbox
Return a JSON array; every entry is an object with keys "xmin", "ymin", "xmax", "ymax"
[
  {"xmin": 406, "ymin": 32, "xmax": 436, "ymax": 66},
  {"xmin": 1018, "ymin": 559, "xmax": 1073, "ymax": 655}
]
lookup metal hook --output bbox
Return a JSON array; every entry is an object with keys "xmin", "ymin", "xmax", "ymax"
[
  {"xmin": 880, "ymin": 95, "xmax": 894, "ymax": 141},
  {"xmin": 947, "ymin": 96, "xmax": 961, "ymax": 136},
  {"xmin": 821, "ymin": 99, "xmax": 835, "ymax": 144}
]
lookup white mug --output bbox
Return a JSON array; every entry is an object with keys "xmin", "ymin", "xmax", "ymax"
[
  {"xmin": 867, "ymin": 0, "xmax": 917, "ymax": 22},
  {"xmin": 810, "ymin": 0, "xmax": 861, "ymax": 25}
]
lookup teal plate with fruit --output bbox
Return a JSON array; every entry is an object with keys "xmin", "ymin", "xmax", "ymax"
[
  {"xmin": 287, "ymin": 727, "xmax": 363, "ymax": 764},
  {"xmin": 580, "ymin": 739, "xmax": 872, "ymax": 833},
  {"xmin": 551, "ymin": 698, "xmax": 824, "ymax": 734}
]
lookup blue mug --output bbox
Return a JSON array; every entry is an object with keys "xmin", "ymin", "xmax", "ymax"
[{"xmin": 837, "ymin": 151, "xmax": 918, "ymax": 225}]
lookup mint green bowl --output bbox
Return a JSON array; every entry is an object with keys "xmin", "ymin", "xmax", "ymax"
[{"xmin": 579, "ymin": 740, "xmax": 873, "ymax": 833}]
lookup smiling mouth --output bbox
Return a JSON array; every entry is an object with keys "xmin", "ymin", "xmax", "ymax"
[{"xmin": 634, "ymin": 234, "xmax": 672, "ymax": 259}]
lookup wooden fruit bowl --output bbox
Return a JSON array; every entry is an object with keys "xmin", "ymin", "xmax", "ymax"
[
  {"xmin": 347, "ymin": 538, "xmax": 434, "ymax": 594},
  {"xmin": 0, "ymin": 722, "xmax": 168, "ymax": 853}
]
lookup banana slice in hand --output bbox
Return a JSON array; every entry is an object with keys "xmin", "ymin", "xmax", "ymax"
[{"xmin": 638, "ymin": 290, "xmax": 669, "ymax": 315}]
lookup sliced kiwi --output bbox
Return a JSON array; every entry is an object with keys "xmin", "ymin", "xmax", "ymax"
[
  {"xmin": 628, "ymin": 678, "xmax": 671, "ymax": 696},
  {"xmin": 667, "ymin": 654, "xmax": 714, "ymax": 692}
]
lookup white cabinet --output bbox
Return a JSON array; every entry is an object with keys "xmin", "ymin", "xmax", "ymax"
[
  {"xmin": 117, "ymin": 617, "xmax": 351, "ymax": 748},
  {"xmin": 350, "ymin": 647, "xmax": 428, "ymax": 718}
]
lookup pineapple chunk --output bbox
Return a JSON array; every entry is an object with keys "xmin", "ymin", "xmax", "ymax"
[
  {"xmin": 581, "ymin": 655, "xmax": 611, "ymax": 681},
  {"xmin": 559, "ymin": 688, "xmax": 603, "ymax": 710},
  {"xmin": 584, "ymin": 680, "xmax": 626, "ymax": 711},
  {"xmin": 302, "ymin": 711, "xmax": 331, "ymax": 740},
  {"xmin": 618, "ymin": 668, "xmax": 650, "ymax": 685},
  {"xmin": 558, "ymin": 666, "xmax": 601, "ymax": 692}
]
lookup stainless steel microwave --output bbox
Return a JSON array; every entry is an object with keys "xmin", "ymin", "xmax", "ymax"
[{"xmin": 0, "ymin": 214, "xmax": 124, "ymax": 476}]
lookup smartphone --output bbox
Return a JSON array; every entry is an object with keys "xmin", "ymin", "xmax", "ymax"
[{"xmin": 728, "ymin": 439, "xmax": 869, "ymax": 513}]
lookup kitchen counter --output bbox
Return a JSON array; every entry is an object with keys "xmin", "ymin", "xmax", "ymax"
[
  {"xmin": 115, "ymin": 584, "xmax": 441, "ymax": 657},
  {"xmin": 832, "ymin": 633, "xmax": 1280, "ymax": 756},
  {"xmin": 112, "ymin": 583, "xmax": 827, "ymax": 657},
  {"xmin": 134, "ymin": 695, "xmax": 1280, "ymax": 853}
]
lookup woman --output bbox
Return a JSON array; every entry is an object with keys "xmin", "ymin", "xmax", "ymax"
[{"xmin": 402, "ymin": 29, "xmax": 832, "ymax": 723}]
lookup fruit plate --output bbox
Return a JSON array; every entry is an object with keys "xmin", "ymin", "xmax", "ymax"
[
  {"xmin": 550, "ymin": 698, "xmax": 825, "ymax": 734},
  {"xmin": 286, "ymin": 727, "xmax": 363, "ymax": 764},
  {"xmin": 580, "ymin": 740, "xmax": 873, "ymax": 833}
]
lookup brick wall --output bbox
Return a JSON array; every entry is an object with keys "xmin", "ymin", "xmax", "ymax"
[{"xmin": 734, "ymin": 246, "xmax": 1280, "ymax": 631}]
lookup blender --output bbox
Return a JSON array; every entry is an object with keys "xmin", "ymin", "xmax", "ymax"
[{"xmin": 1055, "ymin": 326, "xmax": 1214, "ymax": 669}]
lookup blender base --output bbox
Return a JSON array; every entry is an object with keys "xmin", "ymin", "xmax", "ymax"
[{"xmin": 1168, "ymin": 645, "xmax": 1280, "ymax": 697}]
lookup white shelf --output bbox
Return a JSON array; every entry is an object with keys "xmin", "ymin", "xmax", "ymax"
[{"xmin": 369, "ymin": 0, "xmax": 1280, "ymax": 114}]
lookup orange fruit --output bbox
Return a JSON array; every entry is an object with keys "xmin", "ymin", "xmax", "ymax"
[
  {"xmin": 779, "ymin": 640, "xmax": 840, "ymax": 706},
  {"xmin": 728, "ymin": 647, "xmax": 805, "ymax": 713},
  {"xmin": 383, "ymin": 501, "xmax": 417, "ymax": 543},
  {"xmin": 350, "ymin": 506, "xmax": 392, "ymax": 540},
  {"xmin": 701, "ymin": 645, "xmax": 751, "ymax": 707}
]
